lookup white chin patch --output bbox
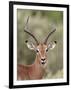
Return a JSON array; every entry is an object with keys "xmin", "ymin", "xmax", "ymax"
[{"xmin": 41, "ymin": 60, "xmax": 46, "ymax": 64}]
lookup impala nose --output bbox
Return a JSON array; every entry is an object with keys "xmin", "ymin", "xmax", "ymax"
[
  {"xmin": 41, "ymin": 58, "xmax": 46, "ymax": 61},
  {"xmin": 41, "ymin": 58, "xmax": 46, "ymax": 64}
]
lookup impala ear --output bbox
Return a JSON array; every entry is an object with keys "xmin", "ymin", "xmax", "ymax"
[
  {"xmin": 25, "ymin": 40, "xmax": 35, "ymax": 50},
  {"xmin": 48, "ymin": 41, "xmax": 57, "ymax": 50}
]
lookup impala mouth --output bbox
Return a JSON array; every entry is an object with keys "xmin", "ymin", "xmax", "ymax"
[{"xmin": 41, "ymin": 60, "xmax": 46, "ymax": 65}]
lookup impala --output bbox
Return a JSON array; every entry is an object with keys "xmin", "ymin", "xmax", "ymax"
[{"xmin": 17, "ymin": 17, "xmax": 57, "ymax": 80}]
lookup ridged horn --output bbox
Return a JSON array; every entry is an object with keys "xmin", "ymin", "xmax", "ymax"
[
  {"xmin": 24, "ymin": 16, "xmax": 39, "ymax": 45},
  {"xmin": 44, "ymin": 29, "xmax": 56, "ymax": 44}
]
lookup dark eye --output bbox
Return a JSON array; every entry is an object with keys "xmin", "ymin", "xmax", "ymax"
[
  {"xmin": 36, "ymin": 49, "xmax": 39, "ymax": 53},
  {"xmin": 46, "ymin": 48, "xmax": 48, "ymax": 52}
]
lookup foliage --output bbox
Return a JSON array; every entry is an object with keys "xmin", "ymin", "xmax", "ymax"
[{"xmin": 17, "ymin": 9, "xmax": 63, "ymax": 79}]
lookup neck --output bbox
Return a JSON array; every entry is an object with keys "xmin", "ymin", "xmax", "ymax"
[
  {"xmin": 34, "ymin": 55, "xmax": 45, "ymax": 73},
  {"xmin": 29, "ymin": 55, "xmax": 45, "ymax": 79},
  {"xmin": 34, "ymin": 55, "xmax": 40, "ymax": 65}
]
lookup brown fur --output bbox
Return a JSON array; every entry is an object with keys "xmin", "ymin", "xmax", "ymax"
[{"xmin": 17, "ymin": 44, "xmax": 48, "ymax": 80}]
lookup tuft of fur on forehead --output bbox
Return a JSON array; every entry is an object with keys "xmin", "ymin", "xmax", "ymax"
[{"xmin": 37, "ymin": 43, "xmax": 47, "ymax": 50}]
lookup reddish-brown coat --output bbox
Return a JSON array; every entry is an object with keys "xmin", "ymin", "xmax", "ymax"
[{"xmin": 17, "ymin": 55, "xmax": 46, "ymax": 80}]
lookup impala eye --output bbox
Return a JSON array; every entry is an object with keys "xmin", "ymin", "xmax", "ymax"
[
  {"xmin": 36, "ymin": 49, "xmax": 39, "ymax": 53},
  {"xmin": 46, "ymin": 48, "xmax": 48, "ymax": 52}
]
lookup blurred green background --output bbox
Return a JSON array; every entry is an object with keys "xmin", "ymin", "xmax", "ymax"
[{"xmin": 17, "ymin": 9, "xmax": 63, "ymax": 79}]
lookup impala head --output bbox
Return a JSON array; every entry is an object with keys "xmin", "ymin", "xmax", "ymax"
[{"xmin": 24, "ymin": 17, "xmax": 57, "ymax": 65}]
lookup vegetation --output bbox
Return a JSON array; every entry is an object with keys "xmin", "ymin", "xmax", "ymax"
[{"xmin": 17, "ymin": 9, "xmax": 63, "ymax": 79}]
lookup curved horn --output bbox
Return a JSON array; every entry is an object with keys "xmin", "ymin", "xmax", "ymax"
[
  {"xmin": 44, "ymin": 29, "xmax": 56, "ymax": 44},
  {"xmin": 24, "ymin": 16, "xmax": 39, "ymax": 45}
]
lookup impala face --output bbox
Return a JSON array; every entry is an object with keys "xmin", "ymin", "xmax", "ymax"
[
  {"xmin": 36, "ymin": 44, "xmax": 48, "ymax": 65},
  {"xmin": 26, "ymin": 40, "xmax": 57, "ymax": 65}
]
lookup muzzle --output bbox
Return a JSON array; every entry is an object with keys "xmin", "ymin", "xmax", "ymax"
[{"xmin": 41, "ymin": 58, "xmax": 46, "ymax": 64}]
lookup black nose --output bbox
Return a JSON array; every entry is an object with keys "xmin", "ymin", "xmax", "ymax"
[{"xmin": 41, "ymin": 58, "xmax": 45, "ymax": 61}]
